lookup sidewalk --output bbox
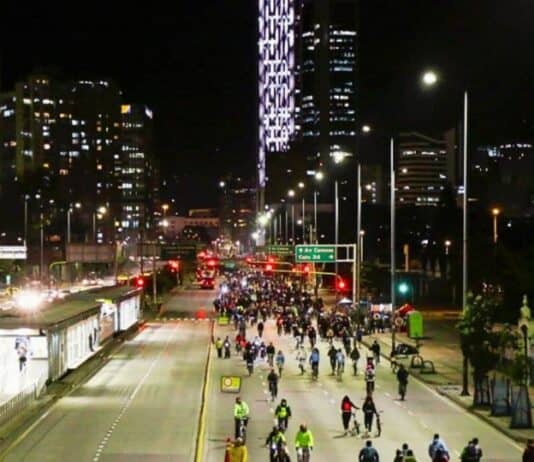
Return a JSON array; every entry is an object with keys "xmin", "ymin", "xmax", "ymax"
[{"xmin": 364, "ymin": 320, "xmax": 534, "ymax": 443}]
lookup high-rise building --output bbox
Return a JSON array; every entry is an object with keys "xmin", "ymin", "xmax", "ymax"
[
  {"xmin": 396, "ymin": 132, "xmax": 449, "ymax": 207},
  {"xmin": 296, "ymin": 0, "xmax": 358, "ymax": 168},
  {"xmin": 118, "ymin": 104, "xmax": 158, "ymax": 241},
  {"xmin": 258, "ymin": 0, "xmax": 296, "ymax": 207}
]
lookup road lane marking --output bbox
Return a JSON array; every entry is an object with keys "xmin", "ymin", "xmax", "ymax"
[{"xmin": 92, "ymin": 322, "xmax": 180, "ymax": 461}]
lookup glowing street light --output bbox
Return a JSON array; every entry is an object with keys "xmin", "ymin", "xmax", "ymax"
[
  {"xmin": 298, "ymin": 182, "xmax": 305, "ymax": 189},
  {"xmin": 315, "ymin": 171, "xmax": 324, "ymax": 181},
  {"xmin": 492, "ymin": 208, "xmax": 501, "ymax": 244},
  {"xmin": 422, "ymin": 70, "xmax": 438, "ymax": 86},
  {"xmin": 362, "ymin": 124, "xmax": 371, "ymax": 133},
  {"xmin": 287, "ymin": 189, "xmax": 295, "ymax": 198}
]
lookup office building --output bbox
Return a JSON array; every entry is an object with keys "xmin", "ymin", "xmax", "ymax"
[
  {"xmin": 296, "ymin": 0, "xmax": 358, "ymax": 168},
  {"xmin": 118, "ymin": 104, "xmax": 158, "ymax": 241},
  {"xmin": 258, "ymin": 0, "xmax": 296, "ymax": 208},
  {"xmin": 396, "ymin": 132, "xmax": 449, "ymax": 207}
]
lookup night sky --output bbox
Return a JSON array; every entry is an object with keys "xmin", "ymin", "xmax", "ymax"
[{"xmin": 1, "ymin": 1, "xmax": 533, "ymax": 210}]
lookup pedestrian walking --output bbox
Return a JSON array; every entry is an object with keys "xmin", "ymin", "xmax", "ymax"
[
  {"xmin": 397, "ymin": 364, "xmax": 409, "ymax": 400},
  {"xmin": 404, "ymin": 449, "xmax": 417, "ymax": 462},
  {"xmin": 224, "ymin": 336, "xmax": 231, "ymax": 359},
  {"xmin": 227, "ymin": 437, "xmax": 248, "ymax": 462},
  {"xmin": 215, "ymin": 337, "xmax": 223, "ymax": 358},
  {"xmin": 393, "ymin": 449, "xmax": 404, "ymax": 462}
]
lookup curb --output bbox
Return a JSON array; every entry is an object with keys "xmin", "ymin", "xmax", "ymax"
[{"xmin": 194, "ymin": 319, "xmax": 214, "ymax": 462}]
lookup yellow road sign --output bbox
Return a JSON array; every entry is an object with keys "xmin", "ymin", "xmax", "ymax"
[{"xmin": 220, "ymin": 376, "xmax": 241, "ymax": 393}]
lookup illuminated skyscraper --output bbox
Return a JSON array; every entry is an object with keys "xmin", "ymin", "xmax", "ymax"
[{"xmin": 258, "ymin": 0, "xmax": 296, "ymax": 206}]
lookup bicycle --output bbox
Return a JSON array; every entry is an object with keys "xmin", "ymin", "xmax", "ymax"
[
  {"xmin": 246, "ymin": 361, "xmax": 254, "ymax": 376},
  {"xmin": 296, "ymin": 447, "xmax": 312, "ymax": 462},
  {"xmin": 271, "ymin": 442, "xmax": 291, "ymax": 462},
  {"xmin": 349, "ymin": 412, "xmax": 361, "ymax": 436},
  {"xmin": 237, "ymin": 417, "xmax": 248, "ymax": 442},
  {"xmin": 269, "ymin": 381, "xmax": 278, "ymax": 401},
  {"xmin": 336, "ymin": 363, "xmax": 344, "ymax": 381},
  {"xmin": 311, "ymin": 363, "xmax": 319, "ymax": 381}
]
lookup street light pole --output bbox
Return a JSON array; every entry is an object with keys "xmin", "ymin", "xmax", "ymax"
[
  {"xmin": 40, "ymin": 212, "xmax": 44, "ymax": 284},
  {"xmin": 285, "ymin": 206, "xmax": 288, "ymax": 244},
  {"xmin": 291, "ymin": 204, "xmax": 295, "ymax": 244},
  {"xmin": 492, "ymin": 208, "xmax": 500, "ymax": 244},
  {"xmin": 314, "ymin": 191, "xmax": 318, "ymax": 244},
  {"xmin": 302, "ymin": 198, "xmax": 306, "ymax": 244},
  {"xmin": 356, "ymin": 162, "xmax": 362, "ymax": 306},
  {"xmin": 462, "ymin": 91, "xmax": 469, "ymax": 314},
  {"xmin": 335, "ymin": 180, "xmax": 339, "ymax": 277},
  {"xmin": 24, "ymin": 196, "xmax": 28, "ymax": 246},
  {"xmin": 390, "ymin": 138, "xmax": 397, "ymax": 356},
  {"xmin": 67, "ymin": 209, "xmax": 71, "ymax": 245}
]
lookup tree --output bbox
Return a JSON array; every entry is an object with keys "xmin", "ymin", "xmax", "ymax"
[{"xmin": 457, "ymin": 291, "xmax": 501, "ymax": 406}]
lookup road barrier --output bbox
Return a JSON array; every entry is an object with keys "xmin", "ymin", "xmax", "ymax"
[{"xmin": 0, "ymin": 373, "xmax": 47, "ymax": 427}]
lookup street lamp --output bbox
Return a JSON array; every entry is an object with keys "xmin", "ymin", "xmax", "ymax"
[
  {"xmin": 422, "ymin": 70, "xmax": 438, "ymax": 86},
  {"xmin": 298, "ymin": 182, "xmax": 305, "ymax": 189},
  {"xmin": 67, "ymin": 202, "xmax": 82, "ymax": 245},
  {"xmin": 219, "ymin": 181, "xmax": 226, "ymax": 188},
  {"xmin": 444, "ymin": 240, "xmax": 452, "ymax": 255},
  {"xmin": 362, "ymin": 125, "xmax": 371, "ymax": 133},
  {"xmin": 162, "ymin": 203, "xmax": 169, "ymax": 217},
  {"xmin": 287, "ymin": 189, "xmax": 295, "ymax": 198},
  {"xmin": 492, "ymin": 208, "xmax": 501, "ymax": 244},
  {"xmin": 423, "ymin": 68, "xmax": 470, "ymax": 396},
  {"xmin": 93, "ymin": 206, "xmax": 107, "ymax": 243}
]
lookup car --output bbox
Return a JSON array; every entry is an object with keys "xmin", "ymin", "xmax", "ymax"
[{"xmin": 200, "ymin": 278, "xmax": 215, "ymax": 290}]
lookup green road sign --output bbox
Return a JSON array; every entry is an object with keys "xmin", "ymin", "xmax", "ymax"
[
  {"xmin": 295, "ymin": 245, "xmax": 336, "ymax": 263},
  {"xmin": 266, "ymin": 245, "xmax": 294, "ymax": 256}
]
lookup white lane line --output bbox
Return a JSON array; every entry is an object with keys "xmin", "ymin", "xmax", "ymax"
[{"xmin": 92, "ymin": 323, "xmax": 179, "ymax": 461}]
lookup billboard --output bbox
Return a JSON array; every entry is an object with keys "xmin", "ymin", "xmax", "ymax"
[
  {"xmin": 66, "ymin": 244, "xmax": 115, "ymax": 263},
  {"xmin": 0, "ymin": 246, "xmax": 27, "ymax": 260}
]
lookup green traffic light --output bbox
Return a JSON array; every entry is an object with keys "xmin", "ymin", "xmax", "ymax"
[{"xmin": 398, "ymin": 282, "xmax": 409, "ymax": 294}]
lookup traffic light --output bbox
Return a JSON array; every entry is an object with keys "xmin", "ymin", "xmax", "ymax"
[
  {"xmin": 265, "ymin": 263, "xmax": 273, "ymax": 272},
  {"xmin": 337, "ymin": 279, "xmax": 347, "ymax": 291},
  {"xmin": 135, "ymin": 277, "xmax": 145, "ymax": 288},
  {"xmin": 303, "ymin": 265, "xmax": 310, "ymax": 274},
  {"xmin": 398, "ymin": 282, "xmax": 409, "ymax": 295}
]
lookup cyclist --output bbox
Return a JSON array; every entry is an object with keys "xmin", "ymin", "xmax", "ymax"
[
  {"xmin": 267, "ymin": 342, "xmax": 276, "ymax": 367},
  {"xmin": 364, "ymin": 364, "xmax": 375, "ymax": 395},
  {"xmin": 428, "ymin": 434, "xmax": 450, "ymax": 460},
  {"xmin": 361, "ymin": 395, "xmax": 378, "ymax": 437},
  {"xmin": 275, "ymin": 350, "xmax": 286, "ymax": 377},
  {"xmin": 233, "ymin": 397, "xmax": 250, "ymax": 439},
  {"xmin": 359, "ymin": 440, "xmax": 379, "ymax": 462},
  {"xmin": 295, "ymin": 423, "xmax": 314, "ymax": 462},
  {"xmin": 340, "ymin": 395, "xmax": 359, "ymax": 435},
  {"xmin": 267, "ymin": 368, "xmax": 279, "ymax": 401},
  {"xmin": 309, "ymin": 347, "xmax": 320, "ymax": 379},
  {"xmin": 396, "ymin": 363, "xmax": 409, "ymax": 401},
  {"xmin": 350, "ymin": 345, "xmax": 360, "ymax": 376},
  {"xmin": 335, "ymin": 348, "xmax": 345, "ymax": 379},
  {"xmin": 265, "ymin": 426, "xmax": 287, "ymax": 462},
  {"xmin": 275, "ymin": 398, "xmax": 292, "ymax": 431}
]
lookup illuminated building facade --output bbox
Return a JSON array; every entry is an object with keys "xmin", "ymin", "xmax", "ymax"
[
  {"xmin": 297, "ymin": 0, "xmax": 358, "ymax": 168},
  {"xmin": 258, "ymin": 0, "xmax": 296, "ymax": 206}
]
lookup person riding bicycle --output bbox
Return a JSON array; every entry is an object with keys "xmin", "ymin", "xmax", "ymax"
[
  {"xmin": 234, "ymin": 397, "xmax": 250, "ymax": 439},
  {"xmin": 396, "ymin": 363, "xmax": 409, "ymax": 401},
  {"xmin": 268, "ymin": 368, "xmax": 279, "ymax": 401},
  {"xmin": 309, "ymin": 348, "xmax": 320, "ymax": 378},
  {"xmin": 365, "ymin": 364, "xmax": 376, "ymax": 394},
  {"xmin": 350, "ymin": 345, "xmax": 360, "ymax": 375},
  {"xmin": 335, "ymin": 348, "xmax": 346, "ymax": 378},
  {"xmin": 340, "ymin": 395, "xmax": 359, "ymax": 435},
  {"xmin": 275, "ymin": 350, "xmax": 285, "ymax": 377},
  {"xmin": 362, "ymin": 395, "xmax": 378, "ymax": 436},
  {"xmin": 295, "ymin": 423, "xmax": 314, "ymax": 461},
  {"xmin": 265, "ymin": 426, "xmax": 287, "ymax": 462},
  {"xmin": 275, "ymin": 398, "xmax": 292, "ymax": 431}
]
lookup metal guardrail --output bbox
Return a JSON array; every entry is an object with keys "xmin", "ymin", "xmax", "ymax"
[{"xmin": 0, "ymin": 373, "xmax": 48, "ymax": 427}]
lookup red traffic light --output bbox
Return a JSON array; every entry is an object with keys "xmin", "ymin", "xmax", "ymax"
[
  {"xmin": 303, "ymin": 265, "xmax": 310, "ymax": 274},
  {"xmin": 265, "ymin": 263, "xmax": 273, "ymax": 272},
  {"xmin": 337, "ymin": 279, "xmax": 346, "ymax": 291},
  {"xmin": 135, "ymin": 277, "xmax": 145, "ymax": 288}
]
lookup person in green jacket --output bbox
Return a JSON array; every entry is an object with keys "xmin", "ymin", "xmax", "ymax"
[
  {"xmin": 403, "ymin": 449, "xmax": 417, "ymax": 462},
  {"xmin": 295, "ymin": 423, "xmax": 314, "ymax": 461}
]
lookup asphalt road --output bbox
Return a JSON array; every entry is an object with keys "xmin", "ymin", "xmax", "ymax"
[
  {"xmin": 203, "ymin": 319, "xmax": 523, "ymax": 462},
  {"xmin": 3, "ymin": 289, "xmax": 214, "ymax": 462}
]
